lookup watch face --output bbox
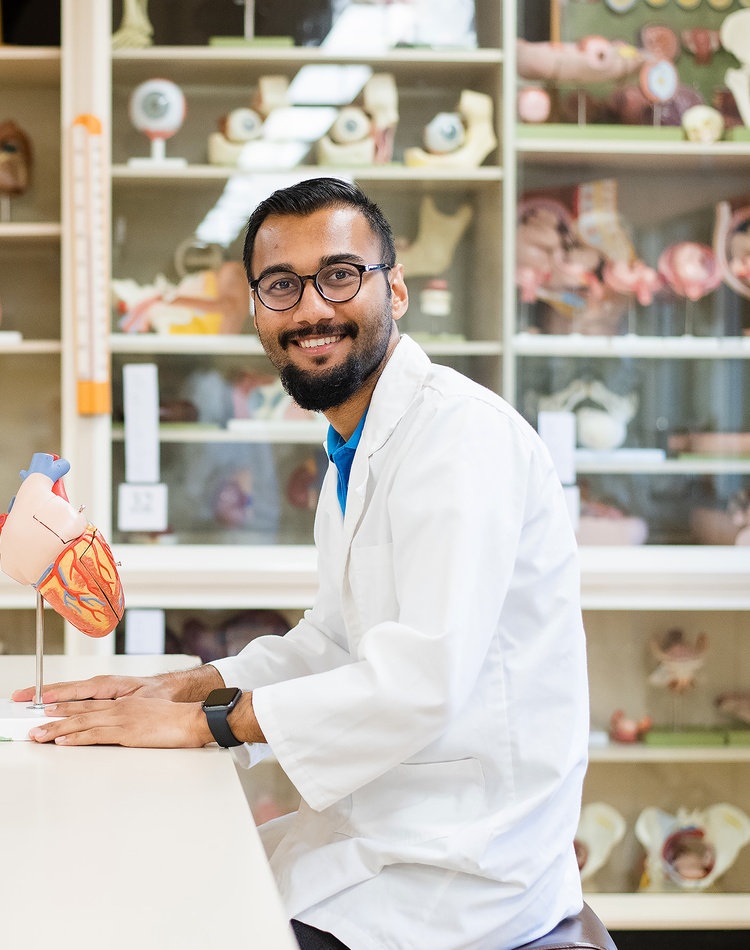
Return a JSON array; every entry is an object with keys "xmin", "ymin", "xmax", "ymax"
[{"xmin": 204, "ymin": 687, "xmax": 240, "ymax": 708}]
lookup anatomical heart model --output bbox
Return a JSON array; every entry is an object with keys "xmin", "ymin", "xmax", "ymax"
[{"xmin": 0, "ymin": 454, "xmax": 124, "ymax": 738}]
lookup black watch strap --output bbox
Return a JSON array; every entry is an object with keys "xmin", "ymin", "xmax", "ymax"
[{"xmin": 203, "ymin": 688, "xmax": 244, "ymax": 748}]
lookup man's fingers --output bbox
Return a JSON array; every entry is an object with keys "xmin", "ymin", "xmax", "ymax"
[
  {"xmin": 14, "ymin": 676, "xmax": 125, "ymax": 704},
  {"xmin": 11, "ymin": 682, "xmax": 67, "ymax": 702},
  {"xmin": 45, "ymin": 700, "xmax": 115, "ymax": 717},
  {"xmin": 29, "ymin": 710, "xmax": 114, "ymax": 743}
]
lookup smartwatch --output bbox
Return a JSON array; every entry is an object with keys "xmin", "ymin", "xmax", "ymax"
[{"xmin": 202, "ymin": 686, "xmax": 244, "ymax": 748}]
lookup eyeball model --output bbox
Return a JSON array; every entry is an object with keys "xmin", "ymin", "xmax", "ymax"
[
  {"xmin": 223, "ymin": 107, "xmax": 263, "ymax": 144},
  {"xmin": 128, "ymin": 78, "xmax": 187, "ymax": 166},
  {"xmin": 329, "ymin": 107, "xmax": 372, "ymax": 145},
  {"xmin": 130, "ymin": 78, "xmax": 185, "ymax": 138},
  {"xmin": 423, "ymin": 112, "xmax": 465, "ymax": 154}
]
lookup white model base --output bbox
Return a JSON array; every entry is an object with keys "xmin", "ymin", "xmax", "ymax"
[
  {"xmin": 127, "ymin": 156, "xmax": 188, "ymax": 167},
  {"xmin": 0, "ymin": 700, "xmax": 61, "ymax": 741}
]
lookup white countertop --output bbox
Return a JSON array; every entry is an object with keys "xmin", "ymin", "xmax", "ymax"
[{"xmin": 0, "ymin": 655, "xmax": 298, "ymax": 949}]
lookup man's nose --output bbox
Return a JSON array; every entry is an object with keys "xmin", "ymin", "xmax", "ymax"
[{"xmin": 291, "ymin": 278, "xmax": 335, "ymax": 323}]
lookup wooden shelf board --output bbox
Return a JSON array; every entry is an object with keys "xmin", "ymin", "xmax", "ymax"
[
  {"xmin": 110, "ymin": 544, "xmax": 319, "ymax": 610},
  {"xmin": 589, "ymin": 745, "xmax": 750, "ymax": 764},
  {"xmin": 0, "ymin": 47, "xmax": 60, "ymax": 84},
  {"xmin": 0, "ymin": 223, "xmax": 62, "ymax": 240},
  {"xmin": 111, "ymin": 421, "xmax": 328, "ymax": 445},
  {"xmin": 108, "ymin": 333, "xmax": 502, "ymax": 357},
  {"xmin": 112, "ymin": 46, "xmax": 502, "ymax": 85},
  {"xmin": 0, "ymin": 339, "xmax": 61, "ymax": 355},
  {"xmin": 587, "ymin": 892, "xmax": 750, "ymax": 930},
  {"xmin": 109, "ymin": 333, "xmax": 266, "ymax": 355},
  {"xmin": 111, "ymin": 164, "xmax": 502, "ymax": 185},
  {"xmin": 576, "ymin": 458, "xmax": 750, "ymax": 476},
  {"xmin": 517, "ymin": 136, "xmax": 750, "ymax": 171},
  {"xmin": 579, "ymin": 546, "xmax": 750, "ymax": 610}
]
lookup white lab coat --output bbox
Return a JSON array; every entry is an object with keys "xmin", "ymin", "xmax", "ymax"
[{"xmin": 213, "ymin": 335, "xmax": 589, "ymax": 950}]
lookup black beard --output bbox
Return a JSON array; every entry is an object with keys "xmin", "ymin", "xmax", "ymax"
[{"xmin": 279, "ymin": 321, "xmax": 392, "ymax": 412}]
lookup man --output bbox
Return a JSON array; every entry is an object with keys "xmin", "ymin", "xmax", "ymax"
[{"xmin": 15, "ymin": 178, "xmax": 589, "ymax": 950}]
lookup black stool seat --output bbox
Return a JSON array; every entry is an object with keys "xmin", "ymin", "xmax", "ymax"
[{"xmin": 513, "ymin": 901, "xmax": 617, "ymax": 950}]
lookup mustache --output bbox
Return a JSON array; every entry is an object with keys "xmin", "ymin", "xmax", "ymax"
[{"xmin": 278, "ymin": 321, "xmax": 359, "ymax": 350}]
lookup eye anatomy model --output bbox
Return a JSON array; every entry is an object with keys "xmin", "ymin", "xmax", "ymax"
[{"xmin": 128, "ymin": 78, "xmax": 187, "ymax": 166}]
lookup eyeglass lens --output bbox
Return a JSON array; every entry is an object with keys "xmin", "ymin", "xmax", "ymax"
[{"xmin": 257, "ymin": 263, "xmax": 363, "ymax": 308}]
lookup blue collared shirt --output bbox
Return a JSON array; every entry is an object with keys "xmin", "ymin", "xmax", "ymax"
[{"xmin": 326, "ymin": 411, "xmax": 368, "ymax": 515}]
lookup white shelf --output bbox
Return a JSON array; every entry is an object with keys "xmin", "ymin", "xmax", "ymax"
[
  {"xmin": 589, "ymin": 745, "xmax": 750, "ymax": 764},
  {"xmin": 112, "ymin": 421, "xmax": 327, "ymax": 444},
  {"xmin": 112, "ymin": 544, "xmax": 319, "ymax": 610},
  {"xmin": 587, "ymin": 893, "xmax": 750, "ymax": 930},
  {"xmin": 517, "ymin": 135, "xmax": 750, "ymax": 171},
  {"xmin": 513, "ymin": 333, "xmax": 750, "ymax": 360},
  {"xmin": 0, "ymin": 338, "xmax": 61, "ymax": 355},
  {"xmin": 111, "ymin": 164, "xmax": 503, "ymax": 185},
  {"xmin": 417, "ymin": 339, "xmax": 502, "ymax": 356},
  {"xmin": 108, "ymin": 333, "xmax": 501, "ymax": 358},
  {"xmin": 579, "ymin": 546, "xmax": 750, "ymax": 610},
  {"xmin": 112, "ymin": 45, "xmax": 502, "ymax": 85},
  {"xmin": 109, "ymin": 333, "xmax": 266, "ymax": 355},
  {"xmin": 0, "ymin": 223, "xmax": 62, "ymax": 240},
  {"xmin": 576, "ymin": 456, "xmax": 750, "ymax": 476}
]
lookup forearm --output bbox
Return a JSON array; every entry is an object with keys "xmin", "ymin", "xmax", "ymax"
[
  {"xmin": 227, "ymin": 692, "xmax": 266, "ymax": 745},
  {"xmin": 156, "ymin": 663, "xmax": 225, "ymax": 702}
]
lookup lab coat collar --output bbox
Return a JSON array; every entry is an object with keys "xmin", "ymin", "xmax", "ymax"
[
  {"xmin": 359, "ymin": 333, "xmax": 431, "ymax": 458},
  {"xmin": 339, "ymin": 334, "xmax": 430, "ymax": 543}
]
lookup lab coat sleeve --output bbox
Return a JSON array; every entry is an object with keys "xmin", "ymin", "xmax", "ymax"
[{"xmin": 251, "ymin": 399, "xmax": 545, "ymax": 812}]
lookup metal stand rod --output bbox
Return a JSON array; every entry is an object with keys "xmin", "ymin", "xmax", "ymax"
[
  {"xmin": 244, "ymin": 0, "xmax": 255, "ymax": 41},
  {"xmin": 33, "ymin": 590, "xmax": 45, "ymax": 709}
]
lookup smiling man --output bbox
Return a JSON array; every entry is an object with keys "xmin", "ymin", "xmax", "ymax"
[{"xmin": 15, "ymin": 178, "xmax": 589, "ymax": 950}]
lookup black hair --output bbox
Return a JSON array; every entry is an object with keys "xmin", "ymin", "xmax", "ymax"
[{"xmin": 242, "ymin": 177, "xmax": 396, "ymax": 280}]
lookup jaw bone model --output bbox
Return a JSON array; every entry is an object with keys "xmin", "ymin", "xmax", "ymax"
[
  {"xmin": 396, "ymin": 195, "xmax": 473, "ymax": 278},
  {"xmin": 112, "ymin": 0, "xmax": 153, "ymax": 49},
  {"xmin": 721, "ymin": 10, "xmax": 750, "ymax": 129},
  {"xmin": 404, "ymin": 90, "xmax": 497, "ymax": 168}
]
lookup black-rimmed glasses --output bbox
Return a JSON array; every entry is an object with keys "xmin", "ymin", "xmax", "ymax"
[{"xmin": 250, "ymin": 262, "xmax": 391, "ymax": 312}]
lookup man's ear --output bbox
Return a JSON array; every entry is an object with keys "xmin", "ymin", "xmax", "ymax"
[{"xmin": 389, "ymin": 263, "xmax": 409, "ymax": 322}]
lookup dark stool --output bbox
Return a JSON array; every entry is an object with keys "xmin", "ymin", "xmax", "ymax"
[{"xmin": 514, "ymin": 902, "xmax": 617, "ymax": 950}]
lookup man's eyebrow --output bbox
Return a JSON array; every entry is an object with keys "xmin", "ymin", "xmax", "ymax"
[
  {"xmin": 255, "ymin": 253, "xmax": 366, "ymax": 282},
  {"xmin": 319, "ymin": 253, "xmax": 366, "ymax": 267}
]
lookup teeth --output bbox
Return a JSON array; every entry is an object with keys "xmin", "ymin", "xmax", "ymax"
[{"xmin": 298, "ymin": 335, "xmax": 340, "ymax": 349}]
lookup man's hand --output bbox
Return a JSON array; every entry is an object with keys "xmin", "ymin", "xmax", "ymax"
[
  {"xmin": 12, "ymin": 675, "xmax": 173, "ymax": 705},
  {"xmin": 11, "ymin": 664, "xmax": 224, "ymax": 706},
  {"xmin": 27, "ymin": 697, "xmax": 213, "ymax": 748}
]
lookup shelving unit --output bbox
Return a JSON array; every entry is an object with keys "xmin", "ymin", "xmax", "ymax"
[
  {"xmin": 509, "ymin": 0, "xmax": 750, "ymax": 932},
  {"xmin": 2, "ymin": 0, "xmax": 750, "ymax": 933}
]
